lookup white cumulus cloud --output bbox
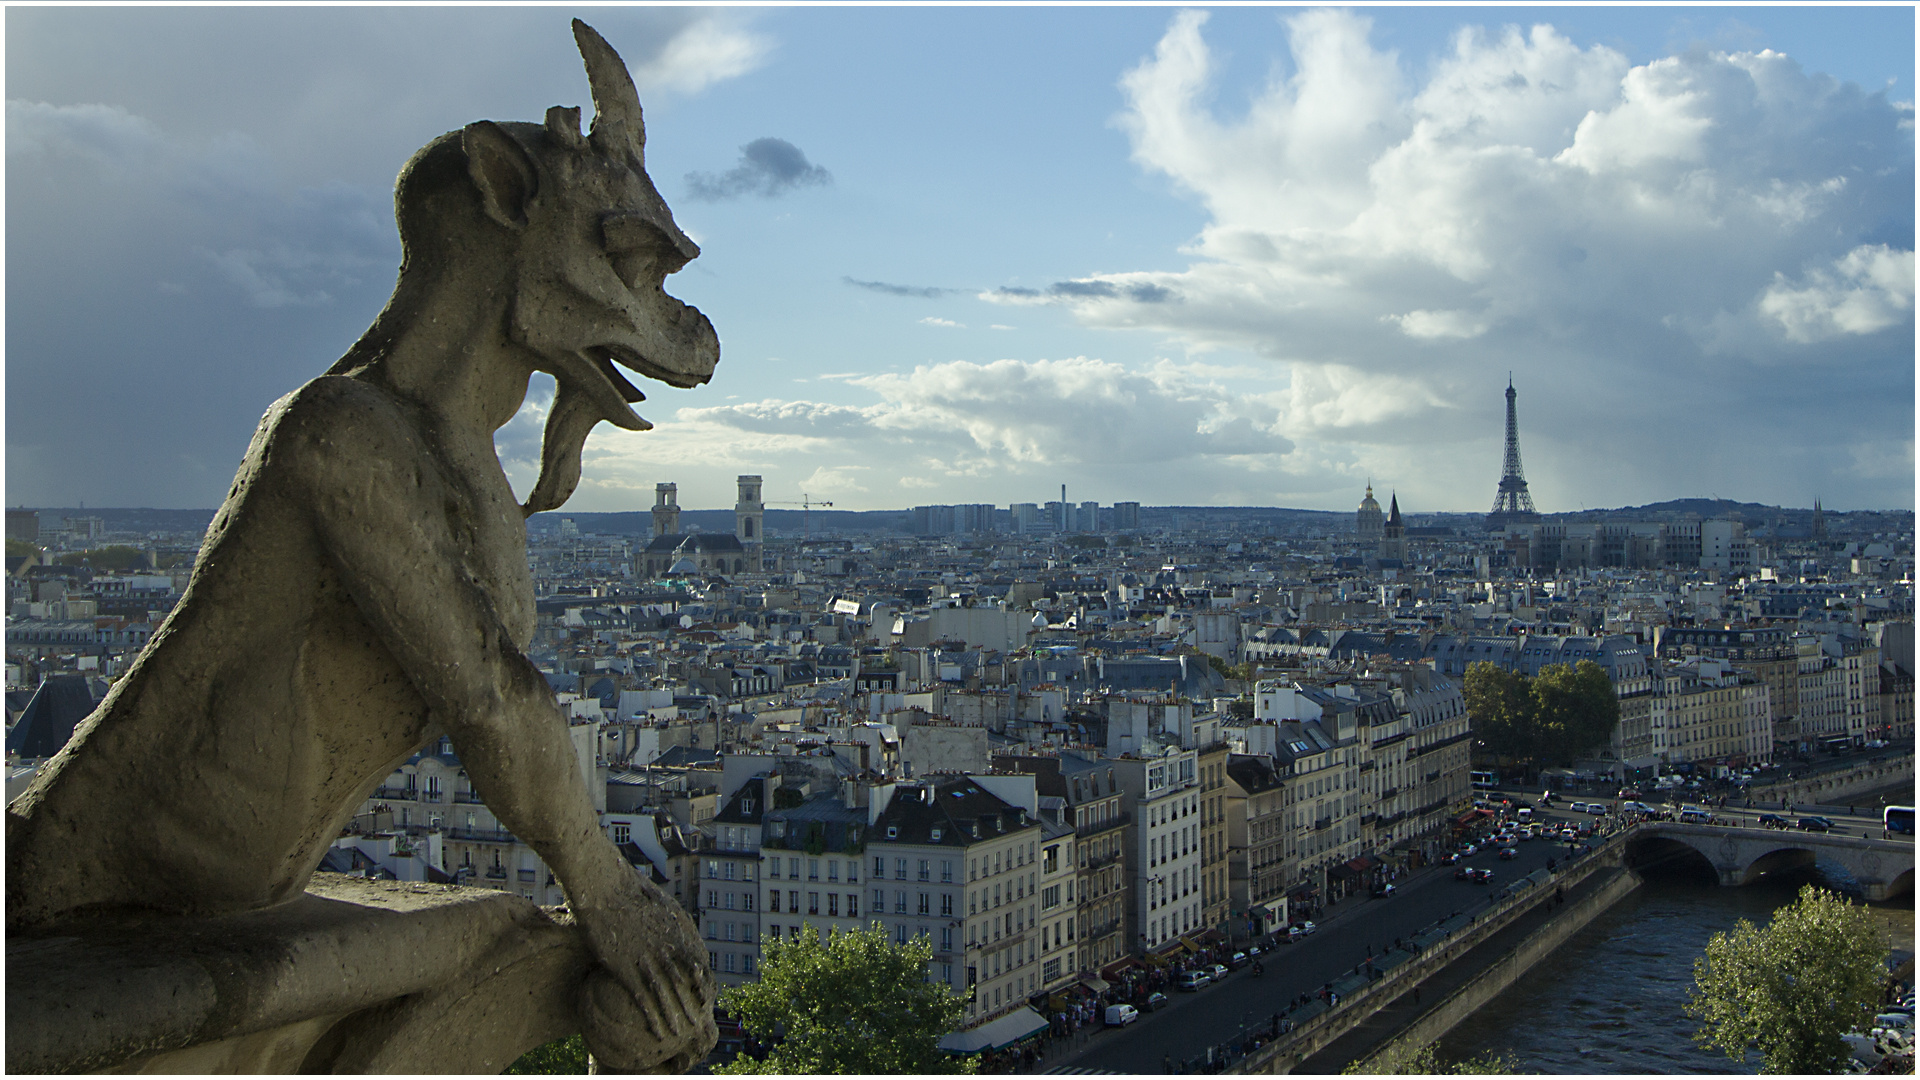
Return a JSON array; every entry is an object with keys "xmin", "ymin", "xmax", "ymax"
[
  {"xmin": 1758, "ymin": 244, "xmax": 1915, "ymax": 342},
  {"xmin": 1039, "ymin": 9, "xmax": 1916, "ymax": 511}
]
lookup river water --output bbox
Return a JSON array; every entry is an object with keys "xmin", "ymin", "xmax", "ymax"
[{"xmin": 1437, "ymin": 862, "xmax": 1914, "ymax": 1074}]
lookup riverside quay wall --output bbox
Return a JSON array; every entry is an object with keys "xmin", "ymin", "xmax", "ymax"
[
  {"xmin": 1748, "ymin": 752, "xmax": 1913, "ymax": 809},
  {"xmin": 1233, "ymin": 839, "xmax": 1639, "ymax": 1075}
]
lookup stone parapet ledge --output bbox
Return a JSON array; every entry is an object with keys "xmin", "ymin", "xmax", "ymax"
[{"xmin": 7, "ymin": 873, "xmax": 591, "ymax": 1074}]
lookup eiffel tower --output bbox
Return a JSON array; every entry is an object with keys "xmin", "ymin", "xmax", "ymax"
[{"xmin": 1486, "ymin": 376, "xmax": 1539, "ymax": 531}]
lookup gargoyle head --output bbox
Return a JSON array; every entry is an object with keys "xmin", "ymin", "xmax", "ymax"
[{"xmin": 349, "ymin": 20, "xmax": 719, "ymax": 515}]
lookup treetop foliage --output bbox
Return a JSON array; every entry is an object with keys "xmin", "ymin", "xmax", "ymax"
[
  {"xmin": 714, "ymin": 922, "xmax": 975, "ymax": 1075},
  {"xmin": 1687, "ymin": 884, "xmax": 1889, "ymax": 1074},
  {"xmin": 1463, "ymin": 659, "xmax": 1619, "ymax": 770}
]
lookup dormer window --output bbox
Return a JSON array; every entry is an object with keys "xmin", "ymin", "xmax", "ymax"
[
  {"xmin": 931, "ymin": 827, "xmax": 943, "ymax": 841},
  {"xmin": 768, "ymin": 820, "xmax": 785, "ymax": 839},
  {"xmin": 887, "ymin": 825, "xmax": 899, "ymax": 839},
  {"xmin": 742, "ymin": 798, "xmax": 755, "ymax": 815}
]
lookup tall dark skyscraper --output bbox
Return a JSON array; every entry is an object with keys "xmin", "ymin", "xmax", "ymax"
[{"xmin": 1486, "ymin": 376, "xmax": 1540, "ymax": 531}]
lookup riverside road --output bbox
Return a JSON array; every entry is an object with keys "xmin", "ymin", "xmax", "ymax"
[{"xmin": 1043, "ymin": 797, "xmax": 1905, "ymax": 1074}]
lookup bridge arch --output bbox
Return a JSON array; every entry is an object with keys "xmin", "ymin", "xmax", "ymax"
[
  {"xmin": 1624, "ymin": 834, "xmax": 1717, "ymax": 882},
  {"xmin": 1883, "ymin": 867, "xmax": 1913, "ymax": 902},
  {"xmin": 1625, "ymin": 823, "xmax": 1914, "ymax": 901},
  {"xmin": 1738, "ymin": 845, "xmax": 1820, "ymax": 886}
]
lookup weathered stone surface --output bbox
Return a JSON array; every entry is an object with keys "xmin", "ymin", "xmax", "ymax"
[
  {"xmin": 9, "ymin": 875, "xmax": 590, "ymax": 1073},
  {"xmin": 6, "ymin": 20, "xmax": 718, "ymax": 1073}
]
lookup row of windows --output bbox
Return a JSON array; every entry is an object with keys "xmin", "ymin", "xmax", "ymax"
[
  {"xmin": 874, "ymin": 856, "xmax": 955, "ymax": 882},
  {"xmin": 767, "ymin": 890, "xmax": 859, "ymax": 917},
  {"xmin": 770, "ymin": 856, "xmax": 859, "ymax": 883},
  {"xmin": 970, "ymin": 843, "xmax": 1036, "ymax": 881}
]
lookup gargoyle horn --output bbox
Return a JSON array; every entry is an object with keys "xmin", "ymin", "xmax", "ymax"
[{"xmin": 573, "ymin": 19, "xmax": 644, "ymax": 164}]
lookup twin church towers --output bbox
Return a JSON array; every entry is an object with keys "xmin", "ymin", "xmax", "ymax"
[{"xmin": 637, "ymin": 475, "xmax": 763, "ymax": 578}]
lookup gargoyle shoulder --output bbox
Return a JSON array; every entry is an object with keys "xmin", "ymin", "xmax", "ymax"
[{"xmin": 260, "ymin": 376, "xmax": 433, "ymax": 484}]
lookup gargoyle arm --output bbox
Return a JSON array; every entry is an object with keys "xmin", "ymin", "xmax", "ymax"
[{"xmin": 279, "ymin": 380, "xmax": 631, "ymax": 907}]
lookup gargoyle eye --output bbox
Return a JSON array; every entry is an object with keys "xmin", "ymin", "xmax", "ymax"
[{"xmin": 601, "ymin": 213, "xmax": 694, "ymax": 282}]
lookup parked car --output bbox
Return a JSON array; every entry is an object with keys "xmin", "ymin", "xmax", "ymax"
[
  {"xmin": 1227, "ymin": 951, "xmax": 1249, "ymax": 970},
  {"xmin": 1291, "ymin": 920, "xmax": 1317, "ymax": 936},
  {"xmin": 1141, "ymin": 992, "xmax": 1169, "ymax": 1013},
  {"xmin": 1799, "ymin": 816, "xmax": 1835, "ymax": 832},
  {"xmin": 1106, "ymin": 1003, "xmax": 1140, "ymax": 1026},
  {"xmin": 1208, "ymin": 963, "xmax": 1230, "ymax": 981},
  {"xmin": 1176, "ymin": 970, "xmax": 1211, "ymax": 992}
]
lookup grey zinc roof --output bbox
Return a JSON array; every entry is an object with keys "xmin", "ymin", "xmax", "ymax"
[{"xmin": 872, "ymin": 778, "xmax": 1034, "ymax": 847}]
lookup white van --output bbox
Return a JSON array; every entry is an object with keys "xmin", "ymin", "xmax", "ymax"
[
  {"xmin": 1105, "ymin": 1003, "xmax": 1139, "ymax": 1027},
  {"xmin": 1679, "ymin": 808, "xmax": 1714, "ymax": 824}
]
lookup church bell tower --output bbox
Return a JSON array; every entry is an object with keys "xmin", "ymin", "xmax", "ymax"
[{"xmin": 735, "ymin": 475, "xmax": 764, "ymax": 571}]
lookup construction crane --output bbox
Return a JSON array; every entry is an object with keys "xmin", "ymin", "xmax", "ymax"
[{"xmin": 765, "ymin": 494, "xmax": 834, "ymax": 540}]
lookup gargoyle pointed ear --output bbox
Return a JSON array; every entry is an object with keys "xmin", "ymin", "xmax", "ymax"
[
  {"xmin": 573, "ymin": 19, "xmax": 644, "ymax": 163},
  {"xmin": 464, "ymin": 120, "xmax": 537, "ymax": 230}
]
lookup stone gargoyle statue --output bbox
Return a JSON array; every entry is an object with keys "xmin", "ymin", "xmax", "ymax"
[{"xmin": 7, "ymin": 20, "xmax": 718, "ymax": 1073}]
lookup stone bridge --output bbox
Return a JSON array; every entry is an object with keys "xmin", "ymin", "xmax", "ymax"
[{"xmin": 1626, "ymin": 821, "xmax": 1914, "ymax": 901}]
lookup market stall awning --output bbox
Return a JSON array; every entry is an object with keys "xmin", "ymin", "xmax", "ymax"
[
  {"xmin": 1079, "ymin": 976, "xmax": 1110, "ymax": 993},
  {"xmin": 938, "ymin": 1006, "xmax": 1049, "ymax": 1053}
]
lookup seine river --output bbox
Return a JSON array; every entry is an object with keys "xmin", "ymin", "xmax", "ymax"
[{"xmin": 1437, "ymin": 859, "xmax": 1913, "ymax": 1073}]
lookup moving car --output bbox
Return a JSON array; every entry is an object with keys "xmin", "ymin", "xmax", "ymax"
[
  {"xmin": 1799, "ymin": 816, "xmax": 1835, "ymax": 832},
  {"xmin": 1141, "ymin": 991, "xmax": 1169, "ymax": 1013},
  {"xmin": 1176, "ymin": 970, "xmax": 1211, "ymax": 992},
  {"xmin": 1757, "ymin": 813, "xmax": 1788, "ymax": 828},
  {"xmin": 1455, "ymin": 865, "xmax": 1479, "ymax": 881},
  {"xmin": 1371, "ymin": 882, "xmax": 1397, "ymax": 898},
  {"xmin": 1467, "ymin": 868, "xmax": 1495, "ymax": 883},
  {"xmin": 1106, "ymin": 1003, "xmax": 1140, "ymax": 1026},
  {"xmin": 1498, "ymin": 847, "xmax": 1519, "ymax": 860},
  {"xmin": 1227, "ymin": 951, "xmax": 1249, "ymax": 970}
]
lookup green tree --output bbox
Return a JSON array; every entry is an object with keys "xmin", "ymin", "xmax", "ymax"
[
  {"xmin": 54, "ymin": 545, "xmax": 148, "ymax": 571},
  {"xmin": 1687, "ymin": 884, "xmax": 1888, "ymax": 1073},
  {"xmin": 1529, "ymin": 661, "xmax": 1619, "ymax": 767},
  {"xmin": 1464, "ymin": 661, "xmax": 1535, "ymax": 768},
  {"xmin": 715, "ymin": 923, "xmax": 975, "ymax": 1075}
]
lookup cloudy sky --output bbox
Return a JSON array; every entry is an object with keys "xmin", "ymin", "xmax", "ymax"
[{"xmin": 8, "ymin": 7, "xmax": 1913, "ymax": 516}]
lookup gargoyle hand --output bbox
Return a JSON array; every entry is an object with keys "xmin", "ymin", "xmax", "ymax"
[{"xmin": 574, "ymin": 874, "xmax": 718, "ymax": 1072}]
